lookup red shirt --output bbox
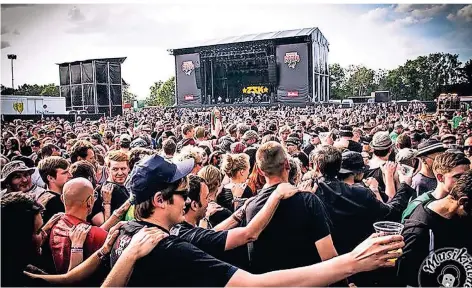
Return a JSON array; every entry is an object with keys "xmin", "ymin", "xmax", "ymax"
[{"xmin": 49, "ymin": 214, "xmax": 107, "ymax": 273}]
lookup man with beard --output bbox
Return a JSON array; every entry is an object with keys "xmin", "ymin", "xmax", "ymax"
[
  {"xmin": 397, "ymin": 170, "xmax": 472, "ymax": 287},
  {"xmin": 91, "ymin": 151, "xmax": 130, "ymax": 224},
  {"xmin": 49, "ymin": 178, "xmax": 108, "ymax": 274},
  {"xmin": 54, "ymin": 127, "xmax": 66, "ymax": 150},
  {"xmin": 0, "ymin": 160, "xmax": 45, "ymax": 197}
]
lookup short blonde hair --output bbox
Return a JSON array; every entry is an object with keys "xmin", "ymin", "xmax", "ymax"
[
  {"xmin": 198, "ymin": 165, "xmax": 223, "ymax": 194},
  {"xmin": 221, "ymin": 153, "xmax": 250, "ymax": 178},
  {"xmin": 105, "ymin": 150, "xmax": 129, "ymax": 167},
  {"xmin": 256, "ymin": 141, "xmax": 288, "ymax": 177}
]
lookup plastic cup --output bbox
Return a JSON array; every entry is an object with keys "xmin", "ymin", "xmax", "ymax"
[
  {"xmin": 373, "ymin": 221, "xmax": 404, "ymax": 235},
  {"xmin": 373, "ymin": 221, "xmax": 404, "ymax": 262}
]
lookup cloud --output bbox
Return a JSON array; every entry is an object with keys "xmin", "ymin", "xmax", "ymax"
[
  {"xmin": 1, "ymin": 41, "xmax": 11, "ymax": 49},
  {"xmin": 13, "ymin": 29, "xmax": 20, "ymax": 35},
  {"xmin": 68, "ymin": 6, "xmax": 85, "ymax": 22},
  {"xmin": 394, "ymin": 4, "xmax": 448, "ymax": 24},
  {"xmin": 448, "ymin": 4, "xmax": 472, "ymax": 22},
  {"xmin": 361, "ymin": 7, "xmax": 389, "ymax": 22}
]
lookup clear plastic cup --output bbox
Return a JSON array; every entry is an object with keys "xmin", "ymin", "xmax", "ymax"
[
  {"xmin": 373, "ymin": 221, "xmax": 404, "ymax": 235},
  {"xmin": 373, "ymin": 221, "xmax": 404, "ymax": 262}
]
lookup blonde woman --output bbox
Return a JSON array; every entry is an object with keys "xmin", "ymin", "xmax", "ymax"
[{"xmin": 219, "ymin": 153, "xmax": 253, "ymax": 211}]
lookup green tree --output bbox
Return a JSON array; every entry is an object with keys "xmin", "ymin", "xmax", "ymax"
[
  {"xmin": 145, "ymin": 80, "xmax": 163, "ymax": 106},
  {"xmin": 156, "ymin": 76, "xmax": 175, "ymax": 107},
  {"xmin": 329, "ymin": 63, "xmax": 347, "ymax": 99},
  {"xmin": 0, "ymin": 84, "xmax": 15, "ymax": 95},
  {"xmin": 40, "ymin": 84, "xmax": 60, "ymax": 96},
  {"xmin": 16, "ymin": 84, "xmax": 43, "ymax": 95},
  {"xmin": 346, "ymin": 65, "xmax": 375, "ymax": 96},
  {"xmin": 122, "ymin": 83, "xmax": 137, "ymax": 104}
]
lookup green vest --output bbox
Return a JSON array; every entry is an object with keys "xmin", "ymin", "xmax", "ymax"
[{"xmin": 401, "ymin": 191, "xmax": 434, "ymax": 223}]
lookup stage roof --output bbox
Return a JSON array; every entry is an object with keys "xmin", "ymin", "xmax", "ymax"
[
  {"xmin": 170, "ymin": 27, "xmax": 328, "ymax": 53},
  {"xmin": 56, "ymin": 57, "xmax": 127, "ymax": 66}
]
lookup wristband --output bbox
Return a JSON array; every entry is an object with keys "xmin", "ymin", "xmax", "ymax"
[
  {"xmin": 102, "ymin": 202, "xmax": 111, "ymax": 207},
  {"xmin": 112, "ymin": 210, "xmax": 122, "ymax": 218},
  {"xmin": 71, "ymin": 247, "xmax": 83, "ymax": 253}
]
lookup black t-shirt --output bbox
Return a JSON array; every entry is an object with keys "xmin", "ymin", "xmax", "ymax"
[
  {"xmin": 217, "ymin": 185, "xmax": 253, "ymax": 212},
  {"xmin": 110, "ymin": 220, "xmax": 238, "ymax": 287},
  {"xmin": 91, "ymin": 181, "xmax": 130, "ymax": 218},
  {"xmin": 171, "ymin": 221, "xmax": 250, "ymax": 270},
  {"xmin": 37, "ymin": 191, "xmax": 65, "ymax": 224},
  {"xmin": 244, "ymin": 183, "xmax": 331, "ymax": 274},
  {"xmin": 397, "ymin": 202, "xmax": 472, "ymax": 287},
  {"xmin": 170, "ymin": 222, "xmax": 228, "ymax": 260},
  {"xmin": 364, "ymin": 167, "xmax": 389, "ymax": 202}
]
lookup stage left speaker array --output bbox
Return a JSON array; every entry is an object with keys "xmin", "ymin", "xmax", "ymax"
[{"xmin": 195, "ymin": 67, "xmax": 202, "ymax": 89}]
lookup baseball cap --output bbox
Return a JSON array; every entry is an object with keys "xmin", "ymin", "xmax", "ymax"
[
  {"xmin": 339, "ymin": 151, "xmax": 369, "ymax": 174},
  {"xmin": 120, "ymin": 134, "xmax": 132, "ymax": 143},
  {"xmin": 126, "ymin": 155, "xmax": 194, "ymax": 204},
  {"xmin": 370, "ymin": 132, "xmax": 393, "ymax": 150},
  {"xmin": 1, "ymin": 161, "xmax": 35, "ymax": 184}
]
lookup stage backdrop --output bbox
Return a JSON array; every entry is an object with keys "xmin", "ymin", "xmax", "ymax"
[
  {"xmin": 175, "ymin": 53, "xmax": 202, "ymax": 106},
  {"xmin": 276, "ymin": 43, "xmax": 309, "ymax": 103}
]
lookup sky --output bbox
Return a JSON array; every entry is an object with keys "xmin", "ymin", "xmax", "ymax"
[{"xmin": 1, "ymin": 2, "xmax": 472, "ymax": 99}]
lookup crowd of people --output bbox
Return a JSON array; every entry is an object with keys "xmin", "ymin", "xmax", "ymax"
[{"xmin": 1, "ymin": 101, "xmax": 471, "ymax": 287}]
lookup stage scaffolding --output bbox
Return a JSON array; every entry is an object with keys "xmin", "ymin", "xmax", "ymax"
[{"xmin": 169, "ymin": 27, "xmax": 329, "ymax": 106}]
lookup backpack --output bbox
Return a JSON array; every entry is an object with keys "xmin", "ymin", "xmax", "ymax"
[{"xmin": 401, "ymin": 191, "xmax": 434, "ymax": 223}]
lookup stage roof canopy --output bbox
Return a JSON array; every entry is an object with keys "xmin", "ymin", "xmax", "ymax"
[
  {"xmin": 170, "ymin": 27, "xmax": 328, "ymax": 53},
  {"xmin": 56, "ymin": 57, "xmax": 127, "ymax": 66}
]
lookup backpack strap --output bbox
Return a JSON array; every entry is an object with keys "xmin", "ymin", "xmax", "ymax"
[{"xmin": 36, "ymin": 191, "xmax": 56, "ymax": 207}]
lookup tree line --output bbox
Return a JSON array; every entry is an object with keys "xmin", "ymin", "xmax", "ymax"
[
  {"xmin": 3, "ymin": 53, "xmax": 472, "ymax": 106},
  {"xmin": 0, "ymin": 83, "xmax": 59, "ymax": 96},
  {"xmin": 330, "ymin": 53, "xmax": 472, "ymax": 101}
]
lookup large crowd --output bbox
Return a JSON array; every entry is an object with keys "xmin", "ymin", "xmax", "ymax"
[{"xmin": 1, "ymin": 101, "xmax": 471, "ymax": 287}]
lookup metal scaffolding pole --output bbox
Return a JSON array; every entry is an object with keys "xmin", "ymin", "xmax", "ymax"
[{"xmin": 211, "ymin": 59, "xmax": 214, "ymax": 102}]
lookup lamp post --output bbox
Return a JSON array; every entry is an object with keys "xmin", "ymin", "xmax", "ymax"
[{"xmin": 7, "ymin": 54, "xmax": 17, "ymax": 90}]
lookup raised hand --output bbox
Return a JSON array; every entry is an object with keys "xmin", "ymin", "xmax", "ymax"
[
  {"xmin": 275, "ymin": 183, "xmax": 299, "ymax": 199},
  {"xmin": 124, "ymin": 227, "xmax": 168, "ymax": 259},
  {"xmin": 101, "ymin": 183, "xmax": 114, "ymax": 204},
  {"xmin": 206, "ymin": 202, "xmax": 223, "ymax": 218},
  {"xmin": 350, "ymin": 233, "xmax": 405, "ymax": 272},
  {"xmin": 69, "ymin": 224, "xmax": 91, "ymax": 248},
  {"xmin": 42, "ymin": 212, "xmax": 64, "ymax": 234},
  {"xmin": 101, "ymin": 221, "xmax": 125, "ymax": 255}
]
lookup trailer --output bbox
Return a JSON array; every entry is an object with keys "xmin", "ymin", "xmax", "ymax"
[{"xmin": 0, "ymin": 95, "xmax": 66, "ymax": 115}]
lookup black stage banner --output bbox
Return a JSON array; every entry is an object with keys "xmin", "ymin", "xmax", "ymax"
[
  {"xmin": 276, "ymin": 43, "xmax": 309, "ymax": 103},
  {"xmin": 176, "ymin": 53, "xmax": 202, "ymax": 106}
]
